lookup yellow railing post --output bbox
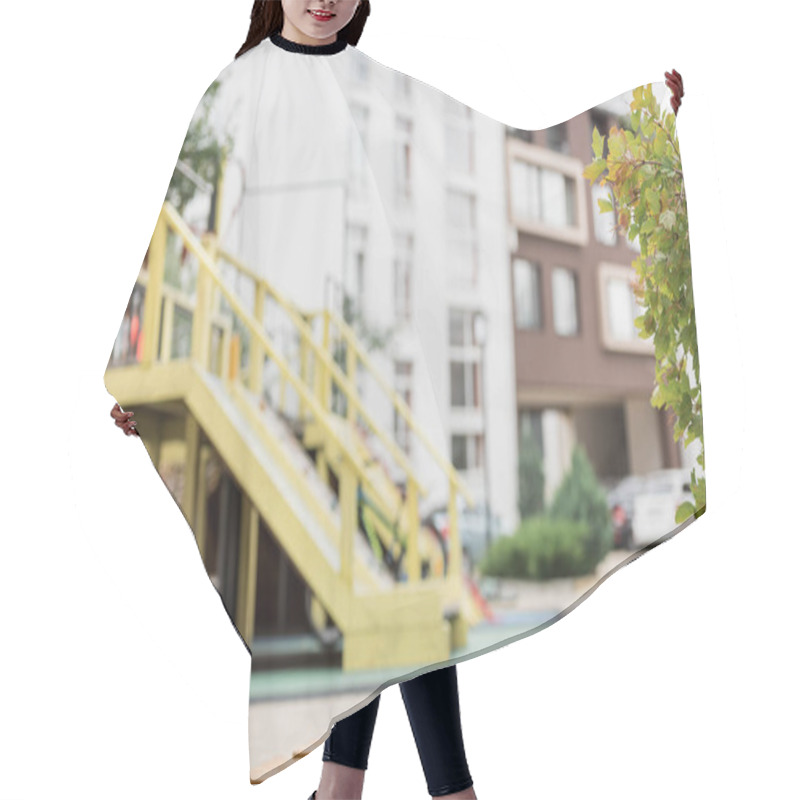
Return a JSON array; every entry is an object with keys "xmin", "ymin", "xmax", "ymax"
[
  {"xmin": 192, "ymin": 264, "xmax": 210, "ymax": 371},
  {"xmin": 220, "ymin": 321, "xmax": 230, "ymax": 381},
  {"xmin": 159, "ymin": 297, "xmax": 174, "ymax": 363},
  {"xmin": 339, "ymin": 457, "xmax": 357, "ymax": 592},
  {"xmin": 346, "ymin": 337, "xmax": 357, "ymax": 424},
  {"xmin": 322, "ymin": 311, "xmax": 331, "ymax": 414},
  {"xmin": 111, "ymin": 200, "xmax": 486, "ymax": 663},
  {"xmin": 298, "ymin": 334, "xmax": 308, "ymax": 420},
  {"xmin": 152, "ymin": 214, "xmax": 472, "ymax": 595},
  {"xmin": 215, "ymin": 154, "xmax": 226, "ymax": 239},
  {"xmin": 141, "ymin": 211, "xmax": 167, "ymax": 368},
  {"xmin": 228, "ymin": 333, "xmax": 240, "ymax": 385},
  {"xmin": 279, "ymin": 370, "xmax": 287, "ymax": 415},
  {"xmin": 249, "ymin": 282, "xmax": 265, "ymax": 398},
  {"xmin": 315, "ymin": 311, "xmax": 332, "ymax": 483},
  {"xmin": 236, "ymin": 493, "xmax": 259, "ymax": 648},
  {"xmin": 405, "ymin": 479, "xmax": 420, "ymax": 582},
  {"xmin": 324, "ymin": 306, "xmax": 475, "ymax": 506}
]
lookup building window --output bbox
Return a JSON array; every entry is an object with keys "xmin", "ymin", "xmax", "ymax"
[
  {"xmin": 511, "ymin": 158, "xmax": 577, "ymax": 230},
  {"xmin": 512, "ymin": 258, "xmax": 542, "ymax": 329},
  {"xmin": 449, "ymin": 308, "xmax": 482, "ymax": 409},
  {"xmin": 546, "ymin": 122, "xmax": 569, "ymax": 154},
  {"xmin": 451, "ymin": 433, "xmax": 484, "ymax": 471},
  {"xmin": 519, "ymin": 409, "xmax": 544, "ymax": 452},
  {"xmin": 393, "ymin": 232, "xmax": 413, "ymax": 323},
  {"xmin": 542, "ymin": 167, "xmax": 577, "ymax": 228},
  {"xmin": 445, "ymin": 96, "xmax": 474, "ymax": 174},
  {"xmin": 449, "ymin": 360, "xmax": 483, "ymax": 408},
  {"xmin": 552, "ymin": 266, "xmax": 579, "ymax": 336},
  {"xmin": 606, "ymin": 274, "xmax": 640, "ymax": 341},
  {"xmin": 346, "ymin": 224, "xmax": 368, "ymax": 316},
  {"xmin": 591, "ymin": 181, "xmax": 617, "ymax": 246},
  {"xmin": 395, "ymin": 116, "xmax": 413, "ymax": 205},
  {"xmin": 349, "ymin": 104, "xmax": 370, "ymax": 195},
  {"xmin": 448, "ymin": 307, "xmax": 478, "ymax": 347},
  {"xmin": 511, "ymin": 159, "xmax": 539, "ymax": 221},
  {"xmin": 393, "ymin": 360, "xmax": 413, "ymax": 454},
  {"xmin": 446, "ymin": 189, "xmax": 478, "ymax": 288},
  {"xmin": 597, "ymin": 263, "xmax": 651, "ymax": 353}
]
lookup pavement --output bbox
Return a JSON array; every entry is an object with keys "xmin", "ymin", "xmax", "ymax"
[{"xmin": 246, "ymin": 549, "xmax": 634, "ymax": 781}]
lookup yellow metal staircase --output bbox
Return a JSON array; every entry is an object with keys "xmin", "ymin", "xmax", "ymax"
[{"xmin": 105, "ymin": 200, "xmax": 489, "ymax": 671}]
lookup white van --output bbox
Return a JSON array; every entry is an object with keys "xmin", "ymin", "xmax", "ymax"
[{"xmin": 631, "ymin": 468, "xmax": 695, "ymax": 548}]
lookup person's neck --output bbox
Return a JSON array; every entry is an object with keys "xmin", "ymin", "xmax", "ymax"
[{"xmin": 280, "ymin": 20, "xmax": 337, "ymax": 47}]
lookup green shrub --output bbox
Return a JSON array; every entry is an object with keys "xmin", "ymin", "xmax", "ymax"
[
  {"xmin": 480, "ymin": 515, "xmax": 594, "ymax": 580},
  {"xmin": 478, "ymin": 532, "xmax": 531, "ymax": 579},
  {"xmin": 547, "ymin": 444, "xmax": 614, "ymax": 568},
  {"xmin": 518, "ymin": 431, "xmax": 546, "ymax": 518},
  {"xmin": 481, "ymin": 444, "xmax": 615, "ymax": 580}
]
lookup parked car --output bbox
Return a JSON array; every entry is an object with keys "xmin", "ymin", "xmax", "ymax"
[
  {"xmin": 605, "ymin": 469, "xmax": 695, "ymax": 550},
  {"xmin": 631, "ymin": 468, "xmax": 694, "ymax": 548}
]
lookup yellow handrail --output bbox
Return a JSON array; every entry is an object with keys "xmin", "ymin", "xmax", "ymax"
[
  {"xmin": 158, "ymin": 203, "xmax": 364, "ymax": 475},
  {"xmin": 216, "ymin": 246, "xmax": 428, "ymax": 499},
  {"xmin": 165, "ymin": 204, "xmax": 434, "ymax": 581},
  {"xmin": 129, "ymin": 200, "xmax": 475, "ymax": 590},
  {"xmin": 213, "ymin": 237, "xmax": 473, "ymax": 586},
  {"xmin": 320, "ymin": 308, "xmax": 476, "ymax": 508},
  {"xmin": 215, "ymin": 247, "xmax": 474, "ymax": 507}
]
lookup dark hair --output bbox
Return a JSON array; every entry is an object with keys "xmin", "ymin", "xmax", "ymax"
[{"xmin": 235, "ymin": 1, "xmax": 371, "ymax": 59}]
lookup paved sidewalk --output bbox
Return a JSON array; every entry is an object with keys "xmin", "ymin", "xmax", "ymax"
[{"xmin": 248, "ymin": 549, "xmax": 634, "ymax": 781}]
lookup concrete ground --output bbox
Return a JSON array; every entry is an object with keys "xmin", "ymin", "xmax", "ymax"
[{"xmin": 247, "ymin": 549, "xmax": 634, "ymax": 782}]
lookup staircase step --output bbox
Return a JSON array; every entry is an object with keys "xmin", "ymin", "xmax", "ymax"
[
  {"xmin": 199, "ymin": 372, "xmax": 396, "ymax": 594},
  {"xmin": 251, "ymin": 634, "xmax": 343, "ymax": 658}
]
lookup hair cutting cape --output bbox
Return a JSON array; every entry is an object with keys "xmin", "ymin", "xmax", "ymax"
[{"xmin": 105, "ymin": 31, "xmax": 705, "ymax": 784}]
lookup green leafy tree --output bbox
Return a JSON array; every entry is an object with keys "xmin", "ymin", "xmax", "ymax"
[
  {"xmin": 584, "ymin": 84, "xmax": 705, "ymax": 523},
  {"xmin": 518, "ymin": 430, "xmax": 546, "ymax": 518},
  {"xmin": 548, "ymin": 444, "xmax": 614, "ymax": 568},
  {"xmin": 166, "ymin": 80, "xmax": 233, "ymax": 216},
  {"xmin": 158, "ymin": 81, "xmax": 236, "ymax": 354}
]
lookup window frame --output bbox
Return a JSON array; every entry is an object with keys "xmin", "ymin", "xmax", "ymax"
[
  {"xmin": 450, "ymin": 432, "xmax": 485, "ymax": 471},
  {"xmin": 445, "ymin": 188, "xmax": 479, "ymax": 288},
  {"xmin": 596, "ymin": 262, "xmax": 654, "ymax": 354},
  {"xmin": 551, "ymin": 265, "xmax": 580, "ymax": 337},
  {"xmin": 394, "ymin": 115, "xmax": 413, "ymax": 206},
  {"xmin": 506, "ymin": 137, "xmax": 589, "ymax": 245},
  {"xmin": 512, "ymin": 257, "xmax": 543, "ymax": 330},
  {"xmin": 393, "ymin": 231, "xmax": 414, "ymax": 324}
]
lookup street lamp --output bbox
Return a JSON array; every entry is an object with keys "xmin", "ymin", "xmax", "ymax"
[{"xmin": 472, "ymin": 309, "xmax": 492, "ymax": 564}]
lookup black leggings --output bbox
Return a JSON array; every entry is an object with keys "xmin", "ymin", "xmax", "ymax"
[{"xmin": 322, "ymin": 664, "xmax": 473, "ymax": 797}]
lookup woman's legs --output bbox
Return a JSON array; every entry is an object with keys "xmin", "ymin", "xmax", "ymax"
[
  {"xmin": 317, "ymin": 663, "xmax": 475, "ymax": 799},
  {"xmin": 317, "ymin": 694, "xmax": 381, "ymax": 799},
  {"xmin": 399, "ymin": 665, "xmax": 475, "ymax": 798},
  {"xmin": 323, "ymin": 693, "xmax": 381, "ymax": 770}
]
